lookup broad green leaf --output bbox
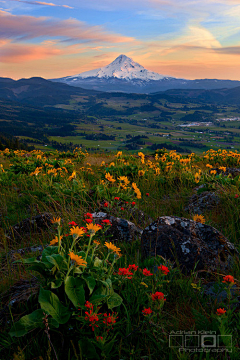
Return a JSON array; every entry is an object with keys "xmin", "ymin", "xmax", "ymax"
[
  {"xmin": 93, "ymin": 257, "xmax": 102, "ymax": 267},
  {"xmin": 46, "ymin": 254, "xmax": 67, "ymax": 270},
  {"xmin": 42, "ymin": 246, "xmax": 58, "ymax": 263},
  {"xmin": 78, "ymin": 339, "xmax": 100, "ymax": 359},
  {"xmin": 51, "ymin": 279, "xmax": 63, "ymax": 289},
  {"xmin": 107, "ymin": 292, "xmax": 123, "ymax": 309},
  {"xmin": 65, "ymin": 276, "xmax": 85, "ymax": 308},
  {"xmin": 83, "ymin": 275, "xmax": 96, "ymax": 295},
  {"xmin": 28, "ymin": 262, "xmax": 48, "ymax": 276},
  {"xmin": 9, "ymin": 309, "xmax": 59, "ymax": 337},
  {"xmin": 39, "ymin": 287, "xmax": 71, "ymax": 324},
  {"xmin": 89, "ymin": 293, "xmax": 107, "ymax": 304}
]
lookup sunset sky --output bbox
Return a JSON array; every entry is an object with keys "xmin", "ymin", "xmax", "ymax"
[{"xmin": 1, "ymin": 0, "xmax": 240, "ymax": 80}]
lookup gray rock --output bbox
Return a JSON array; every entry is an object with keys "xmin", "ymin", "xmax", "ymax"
[
  {"xmin": 92, "ymin": 212, "xmax": 142, "ymax": 242},
  {"xmin": 8, "ymin": 212, "xmax": 53, "ymax": 239},
  {"xmin": 141, "ymin": 216, "xmax": 238, "ymax": 274},
  {"xmin": 185, "ymin": 191, "xmax": 220, "ymax": 214}
]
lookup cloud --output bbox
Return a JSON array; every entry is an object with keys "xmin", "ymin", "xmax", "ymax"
[
  {"xmin": 7, "ymin": 0, "xmax": 73, "ymax": 9},
  {"xmin": 0, "ymin": 10, "xmax": 136, "ymax": 44}
]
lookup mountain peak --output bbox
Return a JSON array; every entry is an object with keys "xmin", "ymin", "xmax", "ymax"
[{"xmin": 64, "ymin": 55, "xmax": 166, "ymax": 81}]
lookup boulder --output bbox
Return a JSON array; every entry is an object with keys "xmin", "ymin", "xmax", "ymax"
[
  {"xmin": 185, "ymin": 191, "xmax": 220, "ymax": 214},
  {"xmin": 141, "ymin": 216, "xmax": 238, "ymax": 274},
  {"xmin": 8, "ymin": 212, "xmax": 53, "ymax": 239},
  {"xmin": 92, "ymin": 212, "xmax": 142, "ymax": 242}
]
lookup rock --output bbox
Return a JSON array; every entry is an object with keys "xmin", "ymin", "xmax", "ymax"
[
  {"xmin": 211, "ymin": 167, "xmax": 240, "ymax": 178},
  {"xmin": 129, "ymin": 208, "xmax": 153, "ymax": 228},
  {"xmin": 203, "ymin": 282, "xmax": 240, "ymax": 310},
  {"xmin": 7, "ymin": 244, "xmax": 45, "ymax": 262},
  {"xmin": 92, "ymin": 212, "xmax": 142, "ymax": 242},
  {"xmin": 185, "ymin": 191, "xmax": 220, "ymax": 214},
  {"xmin": 8, "ymin": 212, "xmax": 53, "ymax": 239},
  {"xmin": 141, "ymin": 216, "xmax": 238, "ymax": 274}
]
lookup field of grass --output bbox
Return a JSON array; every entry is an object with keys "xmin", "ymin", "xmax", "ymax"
[{"xmin": 0, "ymin": 147, "xmax": 240, "ymax": 359}]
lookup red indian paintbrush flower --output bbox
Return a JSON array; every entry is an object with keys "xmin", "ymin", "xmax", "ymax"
[
  {"xmin": 158, "ymin": 265, "xmax": 170, "ymax": 275},
  {"xmin": 216, "ymin": 308, "xmax": 226, "ymax": 315},
  {"xmin": 151, "ymin": 291, "xmax": 166, "ymax": 302},
  {"xmin": 222, "ymin": 275, "xmax": 235, "ymax": 284},
  {"xmin": 142, "ymin": 268, "xmax": 153, "ymax": 276},
  {"xmin": 142, "ymin": 308, "xmax": 152, "ymax": 316},
  {"xmin": 118, "ymin": 267, "xmax": 133, "ymax": 279},
  {"xmin": 128, "ymin": 264, "xmax": 138, "ymax": 271}
]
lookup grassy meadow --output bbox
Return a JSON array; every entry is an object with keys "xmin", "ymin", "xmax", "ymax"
[{"xmin": 0, "ymin": 147, "xmax": 240, "ymax": 360}]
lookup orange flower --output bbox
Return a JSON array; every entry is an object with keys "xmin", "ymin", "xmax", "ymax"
[
  {"xmin": 86, "ymin": 223, "xmax": 102, "ymax": 234},
  {"xmin": 51, "ymin": 217, "xmax": 61, "ymax": 225},
  {"xmin": 222, "ymin": 275, "xmax": 235, "ymax": 284},
  {"xmin": 69, "ymin": 226, "xmax": 85, "ymax": 239},
  {"xmin": 68, "ymin": 251, "xmax": 87, "ymax": 267},
  {"xmin": 104, "ymin": 241, "xmax": 121, "ymax": 256},
  {"xmin": 50, "ymin": 235, "xmax": 62, "ymax": 246}
]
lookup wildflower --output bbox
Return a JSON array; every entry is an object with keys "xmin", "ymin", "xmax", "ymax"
[
  {"xmin": 128, "ymin": 264, "xmax": 138, "ymax": 271},
  {"xmin": 103, "ymin": 202, "xmax": 109, "ymax": 207},
  {"xmin": 84, "ymin": 213, "xmax": 93, "ymax": 219},
  {"xmin": 142, "ymin": 268, "xmax": 153, "ymax": 276},
  {"xmin": 142, "ymin": 308, "xmax": 152, "ymax": 316},
  {"xmin": 51, "ymin": 217, "xmax": 61, "ymax": 225},
  {"xmin": 193, "ymin": 214, "xmax": 205, "ymax": 224},
  {"xmin": 116, "ymin": 151, "xmax": 122, "ymax": 157},
  {"xmin": 101, "ymin": 219, "xmax": 112, "ymax": 225},
  {"xmin": 85, "ymin": 218, "xmax": 93, "ymax": 224},
  {"xmin": 222, "ymin": 275, "xmax": 235, "ymax": 284},
  {"xmin": 195, "ymin": 172, "xmax": 201, "ymax": 183},
  {"xmin": 118, "ymin": 176, "xmax": 130, "ymax": 187},
  {"xmin": 140, "ymin": 282, "xmax": 148, "ymax": 288},
  {"xmin": 121, "ymin": 207, "xmax": 124, "ymax": 210},
  {"xmin": 219, "ymin": 166, "xmax": 226, "ymax": 172},
  {"xmin": 85, "ymin": 301, "xmax": 93, "ymax": 310},
  {"xmin": 114, "ymin": 197, "xmax": 120, "ymax": 200},
  {"xmin": 85, "ymin": 310, "xmax": 99, "ymax": 331},
  {"xmin": 68, "ymin": 221, "xmax": 77, "ymax": 226},
  {"xmin": 234, "ymin": 194, "xmax": 239, "ymax": 198},
  {"xmin": 158, "ymin": 265, "xmax": 170, "ymax": 275},
  {"xmin": 210, "ymin": 170, "xmax": 217, "ymax": 175},
  {"xmin": 105, "ymin": 173, "xmax": 116, "ymax": 183},
  {"xmin": 86, "ymin": 223, "xmax": 102, "ymax": 234},
  {"xmin": 138, "ymin": 170, "xmax": 145, "ymax": 177},
  {"xmin": 118, "ymin": 267, "xmax": 133, "ymax": 279},
  {"xmin": 216, "ymin": 308, "xmax": 226, "ymax": 315},
  {"xmin": 93, "ymin": 240, "xmax": 100, "ymax": 246},
  {"xmin": 191, "ymin": 283, "xmax": 201, "ymax": 291},
  {"xmin": 69, "ymin": 226, "xmax": 85, "ymax": 239},
  {"xmin": 206, "ymin": 164, "xmax": 213, "ymax": 168},
  {"xmin": 69, "ymin": 251, "xmax": 87, "ymax": 267},
  {"xmin": 105, "ymin": 241, "xmax": 121, "ymax": 256},
  {"xmin": 103, "ymin": 312, "xmax": 118, "ymax": 328},
  {"xmin": 151, "ymin": 292, "xmax": 166, "ymax": 302},
  {"xmin": 68, "ymin": 170, "xmax": 76, "ymax": 181},
  {"xmin": 96, "ymin": 336, "xmax": 103, "ymax": 342},
  {"xmin": 50, "ymin": 235, "xmax": 63, "ymax": 246},
  {"xmin": 146, "ymin": 193, "xmax": 149, "ymax": 196},
  {"xmin": 131, "ymin": 202, "xmax": 136, "ymax": 206},
  {"xmin": 109, "ymin": 162, "xmax": 115, "ymax": 167}
]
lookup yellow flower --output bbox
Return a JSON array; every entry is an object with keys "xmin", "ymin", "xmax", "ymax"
[
  {"xmin": 138, "ymin": 170, "xmax": 145, "ymax": 177},
  {"xmin": 68, "ymin": 170, "xmax": 76, "ymax": 181},
  {"xmin": 69, "ymin": 251, "xmax": 87, "ymax": 267},
  {"xmin": 101, "ymin": 161, "xmax": 105, "ymax": 166},
  {"xmin": 105, "ymin": 172, "xmax": 116, "ymax": 182},
  {"xmin": 210, "ymin": 170, "xmax": 217, "ymax": 175},
  {"xmin": 140, "ymin": 282, "xmax": 148, "ymax": 288},
  {"xmin": 109, "ymin": 162, "xmax": 115, "ymax": 167},
  {"xmin": 195, "ymin": 172, "xmax": 201, "ymax": 183},
  {"xmin": 219, "ymin": 166, "xmax": 226, "ymax": 172},
  {"xmin": 118, "ymin": 176, "xmax": 130, "ymax": 187},
  {"xmin": 50, "ymin": 235, "xmax": 63, "ymax": 246},
  {"xmin": 206, "ymin": 164, "xmax": 213, "ymax": 168},
  {"xmin": 69, "ymin": 226, "xmax": 85, "ymax": 239},
  {"xmin": 51, "ymin": 217, "xmax": 61, "ymax": 225},
  {"xmin": 116, "ymin": 151, "xmax": 122, "ymax": 157},
  {"xmin": 193, "ymin": 214, "xmax": 205, "ymax": 224},
  {"xmin": 104, "ymin": 241, "xmax": 121, "ymax": 256},
  {"xmin": 86, "ymin": 223, "xmax": 102, "ymax": 234},
  {"xmin": 93, "ymin": 240, "xmax": 100, "ymax": 246}
]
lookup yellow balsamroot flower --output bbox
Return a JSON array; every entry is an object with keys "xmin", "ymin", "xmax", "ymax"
[
  {"xmin": 50, "ymin": 235, "xmax": 63, "ymax": 246},
  {"xmin": 69, "ymin": 226, "xmax": 85, "ymax": 239},
  {"xmin": 105, "ymin": 172, "xmax": 116, "ymax": 182},
  {"xmin": 30, "ymin": 167, "xmax": 42, "ymax": 176},
  {"xmin": 118, "ymin": 176, "xmax": 130, "ymax": 187},
  {"xmin": 101, "ymin": 161, "xmax": 105, "ymax": 166},
  {"xmin": 206, "ymin": 164, "xmax": 213, "ymax": 168},
  {"xmin": 191, "ymin": 283, "xmax": 201, "ymax": 291},
  {"xmin": 210, "ymin": 170, "xmax": 217, "ymax": 175},
  {"xmin": 195, "ymin": 172, "xmax": 201, "ymax": 183},
  {"xmin": 132, "ymin": 182, "xmax": 141, "ymax": 199},
  {"xmin": 0, "ymin": 164, "xmax": 4, "ymax": 172},
  {"xmin": 116, "ymin": 151, "xmax": 122, "ymax": 157},
  {"xmin": 104, "ymin": 241, "xmax": 121, "ymax": 256},
  {"xmin": 219, "ymin": 166, "xmax": 226, "ymax": 172},
  {"xmin": 51, "ymin": 217, "xmax": 61, "ymax": 225},
  {"xmin": 138, "ymin": 170, "xmax": 145, "ymax": 177},
  {"xmin": 93, "ymin": 240, "xmax": 100, "ymax": 246},
  {"xmin": 109, "ymin": 162, "xmax": 115, "ymax": 167},
  {"xmin": 86, "ymin": 223, "xmax": 102, "ymax": 234},
  {"xmin": 69, "ymin": 251, "xmax": 87, "ymax": 267},
  {"xmin": 68, "ymin": 170, "xmax": 76, "ymax": 181},
  {"xmin": 193, "ymin": 214, "xmax": 205, "ymax": 224}
]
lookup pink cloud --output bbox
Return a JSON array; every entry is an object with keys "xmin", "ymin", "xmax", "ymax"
[
  {"xmin": 0, "ymin": 10, "xmax": 136, "ymax": 44},
  {"xmin": 7, "ymin": 0, "xmax": 74, "ymax": 8}
]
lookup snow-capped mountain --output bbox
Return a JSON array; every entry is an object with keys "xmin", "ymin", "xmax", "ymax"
[
  {"xmin": 51, "ymin": 55, "xmax": 240, "ymax": 94},
  {"xmin": 65, "ymin": 54, "xmax": 166, "ymax": 81}
]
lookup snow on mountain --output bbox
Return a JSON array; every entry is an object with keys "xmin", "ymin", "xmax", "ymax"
[{"xmin": 64, "ymin": 54, "xmax": 166, "ymax": 81}]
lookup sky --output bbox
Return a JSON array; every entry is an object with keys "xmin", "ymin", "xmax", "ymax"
[{"xmin": 1, "ymin": 0, "xmax": 240, "ymax": 80}]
